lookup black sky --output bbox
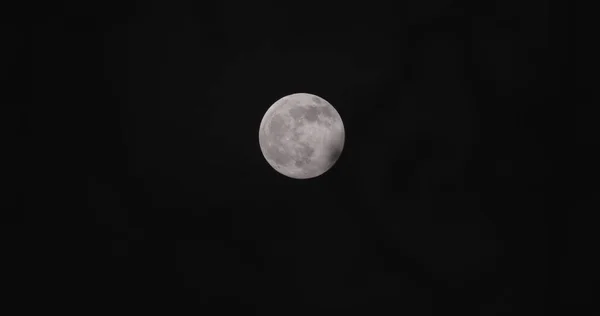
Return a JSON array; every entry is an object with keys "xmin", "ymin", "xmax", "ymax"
[{"xmin": 14, "ymin": 0, "xmax": 596, "ymax": 314}]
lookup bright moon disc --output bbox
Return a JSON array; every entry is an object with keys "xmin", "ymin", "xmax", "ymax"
[{"xmin": 258, "ymin": 93, "xmax": 345, "ymax": 179}]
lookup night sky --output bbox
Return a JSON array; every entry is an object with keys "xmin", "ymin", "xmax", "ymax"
[{"xmin": 15, "ymin": 0, "xmax": 596, "ymax": 314}]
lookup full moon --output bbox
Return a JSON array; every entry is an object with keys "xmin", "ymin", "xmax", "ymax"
[{"xmin": 258, "ymin": 93, "xmax": 345, "ymax": 179}]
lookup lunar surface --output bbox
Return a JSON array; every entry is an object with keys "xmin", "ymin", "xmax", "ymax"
[{"xmin": 259, "ymin": 93, "xmax": 345, "ymax": 179}]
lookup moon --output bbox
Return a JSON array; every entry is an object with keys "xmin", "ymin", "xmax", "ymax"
[{"xmin": 258, "ymin": 93, "xmax": 345, "ymax": 179}]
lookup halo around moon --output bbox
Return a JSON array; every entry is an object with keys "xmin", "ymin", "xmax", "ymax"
[{"xmin": 258, "ymin": 93, "xmax": 345, "ymax": 179}]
